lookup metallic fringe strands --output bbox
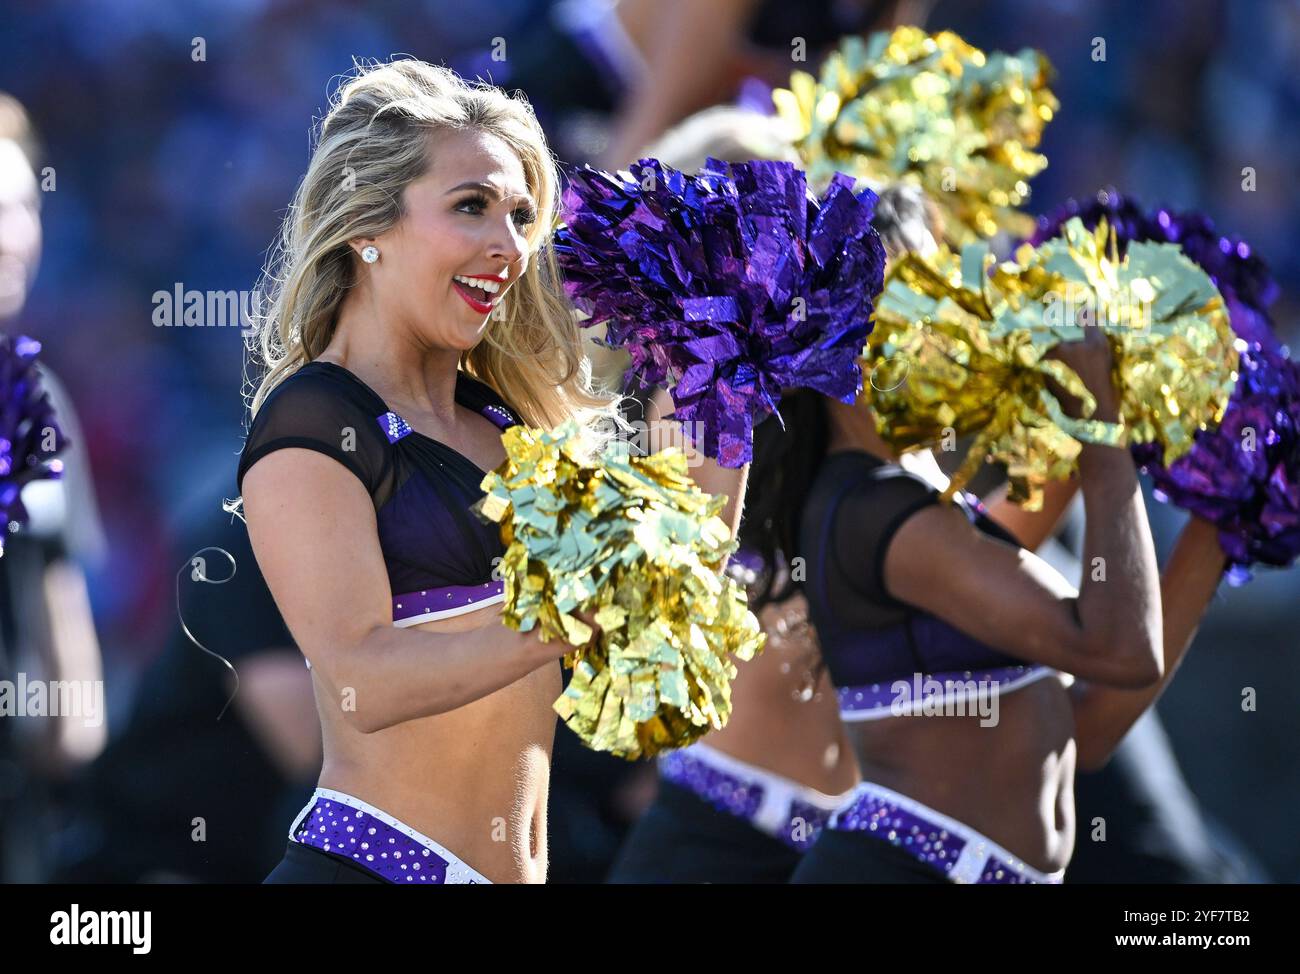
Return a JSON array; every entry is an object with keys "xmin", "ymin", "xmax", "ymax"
[
  {"xmin": 1033, "ymin": 190, "xmax": 1300, "ymax": 583},
  {"xmin": 1136, "ymin": 344, "xmax": 1300, "ymax": 584},
  {"xmin": 1030, "ymin": 188, "xmax": 1280, "ymax": 354},
  {"xmin": 0, "ymin": 333, "xmax": 68, "ymax": 555},
  {"xmin": 774, "ymin": 26, "xmax": 1058, "ymax": 244},
  {"xmin": 866, "ymin": 217, "xmax": 1237, "ymax": 510},
  {"xmin": 554, "ymin": 158, "xmax": 885, "ymax": 467},
  {"xmin": 474, "ymin": 422, "xmax": 765, "ymax": 759}
]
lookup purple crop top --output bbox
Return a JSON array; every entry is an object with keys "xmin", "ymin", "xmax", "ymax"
[
  {"xmin": 235, "ymin": 360, "xmax": 521, "ymax": 626},
  {"xmin": 798, "ymin": 450, "xmax": 1056, "ymax": 720}
]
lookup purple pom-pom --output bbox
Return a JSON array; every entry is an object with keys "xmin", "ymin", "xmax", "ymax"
[
  {"xmin": 1133, "ymin": 347, "xmax": 1300, "ymax": 583},
  {"xmin": 0, "ymin": 333, "xmax": 69, "ymax": 555},
  {"xmin": 555, "ymin": 158, "xmax": 886, "ymax": 467},
  {"xmin": 1030, "ymin": 188, "xmax": 1281, "ymax": 352}
]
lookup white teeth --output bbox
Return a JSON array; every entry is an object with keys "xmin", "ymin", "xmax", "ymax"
[{"xmin": 454, "ymin": 275, "xmax": 501, "ymax": 295}]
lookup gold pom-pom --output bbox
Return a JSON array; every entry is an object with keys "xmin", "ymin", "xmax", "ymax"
[
  {"xmin": 867, "ymin": 217, "xmax": 1237, "ymax": 509},
  {"xmin": 773, "ymin": 26, "xmax": 1058, "ymax": 243},
  {"xmin": 474, "ymin": 421, "xmax": 765, "ymax": 759}
]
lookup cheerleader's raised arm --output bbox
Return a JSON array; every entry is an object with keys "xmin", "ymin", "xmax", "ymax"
[
  {"xmin": 643, "ymin": 383, "xmax": 749, "ymax": 539},
  {"xmin": 878, "ymin": 329, "xmax": 1164, "ymax": 690},
  {"xmin": 1069, "ymin": 516, "xmax": 1226, "ymax": 770}
]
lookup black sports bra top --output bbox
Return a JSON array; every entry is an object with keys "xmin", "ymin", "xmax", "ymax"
[
  {"xmin": 797, "ymin": 450, "xmax": 1056, "ymax": 720},
  {"xmin": 236, "ymin": 360, "xmax": 522, "ymax": 626}
]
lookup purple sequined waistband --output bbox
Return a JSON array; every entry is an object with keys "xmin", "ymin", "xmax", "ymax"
[
  {"xmin": 828, "ymin": 781, "xmax": 1065, "ymax": 884},
  {"xmin": 658, "ymin": 743, "xmax": 850, "ymax": 851},
  {"xmin": 838, "ymin": 664, "xmax": 1057, "ymax": 720},
  {"xmin": 289, "ymin": 787, "xmax": 491, "ymax": 884}
]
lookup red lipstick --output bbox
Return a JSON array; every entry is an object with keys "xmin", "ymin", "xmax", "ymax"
[{"xmin": 453, "ymin": 279, "xmax": 497, "ymax": 314}]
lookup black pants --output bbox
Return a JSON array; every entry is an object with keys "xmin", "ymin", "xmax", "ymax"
[
  {"xmin": 607, "ymin": 779, "xmax": 803, "ymax": 883},
  {"xmin": 264, "ymin": 840, "xmax": 386, "ymax": 884},
  {"xmin": 789, "ymin": 826, "xmax": 949, "ymax": 884}
]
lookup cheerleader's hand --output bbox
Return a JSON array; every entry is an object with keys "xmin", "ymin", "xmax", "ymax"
[
  {"xmin": 571, "ymin": 607, "xmax": 605, "ymax": 649},
  {"xmin": 1045, "ymin": 326, "xmax": 1120, "ymax": 423}
]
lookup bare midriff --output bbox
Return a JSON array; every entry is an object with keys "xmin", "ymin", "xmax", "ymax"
[
  {"xmin": 706, "ymin": 594, "xmax": 860, "ymax": 796},
  {"xmin": 314, "ymin": 603, "xmax": 560, "ymax": 884},
  {"xmin": 848, "ymin": 675, "xmax": 1077, "ymax": 874}
]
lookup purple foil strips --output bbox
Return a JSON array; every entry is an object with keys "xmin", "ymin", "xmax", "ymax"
[
  {"xmin": 0, "ymin": 334, "xmax": 68, "ymax": 554},
  {"xmin": 556, "ymin": 158, "xmax": 886, "ymax": 467}
]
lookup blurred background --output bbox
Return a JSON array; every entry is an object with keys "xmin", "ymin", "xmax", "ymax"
[{"xmin": 0, "ymin": 0, "xmax": 1296, "ymax": 883}]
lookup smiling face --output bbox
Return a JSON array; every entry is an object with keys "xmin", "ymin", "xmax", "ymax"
[{"xmin": 361, "ymin": 127, "xmax": 537, "ymax": 350}]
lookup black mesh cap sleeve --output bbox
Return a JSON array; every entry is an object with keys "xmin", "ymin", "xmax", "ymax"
[
  {"xmin": 235, "ymin": 366, "xmax": 390, "ymax": 503},
  {"xmin": 828, "ymin": 464, "xmax": 942, "ymax": 609}
]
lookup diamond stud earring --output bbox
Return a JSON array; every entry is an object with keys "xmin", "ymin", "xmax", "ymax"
[{"xmin": 361, "ymin": 245, "xmax": 380, "ymax": 264}]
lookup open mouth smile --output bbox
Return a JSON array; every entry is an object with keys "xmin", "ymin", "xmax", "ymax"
[{"xmin": 452, "ymin": 274, "xmax": 504, "ymax": 314}]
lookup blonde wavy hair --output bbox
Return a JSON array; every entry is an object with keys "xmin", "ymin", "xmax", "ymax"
[{"xmin": 237, "ymin": 58, "xmax": 624, "ymax": 487}]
